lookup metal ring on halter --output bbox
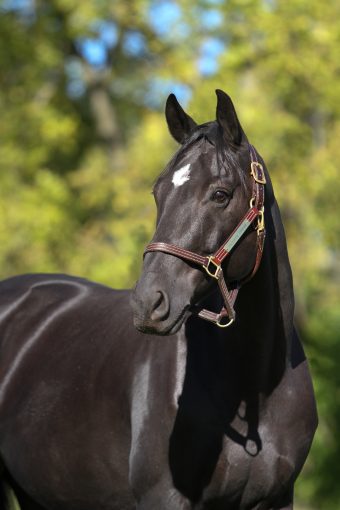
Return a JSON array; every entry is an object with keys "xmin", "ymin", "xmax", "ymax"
[
  {"xmin": 249, "ymin": 198, "xmax": 264, "ymax": 233},
  {"xmin": 216, "ymin": 314, "xmax": 234, "ymax": 328}
]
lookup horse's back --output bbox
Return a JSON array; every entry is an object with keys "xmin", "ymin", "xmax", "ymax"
[
  {"xmin": 0, "ymin": 272, "xmax": 134, "ymax": 347},
  {"xmin": 0, "ymin": 272, "xmax": 132, "ymax": 324},
  {"xmin": 0, "ymin": 274, "xmax": 138, "ymax": 509},
  {"xmin": 0, "ymin": 273, "xmax": 135, "ymax": 396}
]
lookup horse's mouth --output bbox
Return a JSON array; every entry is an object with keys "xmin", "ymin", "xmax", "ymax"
[{"xmin": 134, "ymin": 305, "xmax": 191, "ymax": 336}]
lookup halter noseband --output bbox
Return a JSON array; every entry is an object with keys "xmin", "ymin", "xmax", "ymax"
[{"xmin": 144, "ymin": 144, "xmax": 266, "ymax": 328}]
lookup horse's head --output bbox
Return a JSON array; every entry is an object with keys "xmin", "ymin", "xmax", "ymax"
[{"xmin": 132, "ymin": 90, "xmax": 263, "ymax": 335}]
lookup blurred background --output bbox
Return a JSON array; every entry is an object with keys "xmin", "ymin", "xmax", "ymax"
[{"xmin": 0, "ymin": 0, "xmax": 339, "ymax": 508}]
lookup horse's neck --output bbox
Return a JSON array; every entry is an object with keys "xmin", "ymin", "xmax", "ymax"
[
  {"xmin": 239, "ymin": 196, "xmax": 294, "ymax": 389},
  {"xmin": 189, "ymin": 196, "xmax": 294, "ymax": 396},
  {"xmin": 266, "ymin": 197, "xmax": 295, "ymax": 348}
]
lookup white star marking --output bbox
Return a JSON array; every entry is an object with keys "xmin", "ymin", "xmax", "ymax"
[{"xmin": 172, "ymin": 164, "xmax": 191, "ymax": 188}]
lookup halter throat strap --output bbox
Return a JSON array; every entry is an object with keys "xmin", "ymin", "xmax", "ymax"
[{"xmin": 144, "ymin": 144, "xmax": 266, "ymax": 328}]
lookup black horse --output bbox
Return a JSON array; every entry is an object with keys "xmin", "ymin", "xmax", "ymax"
[{"xmin": 0, "ymin": 90, "xmax": 317, "ymax": 510}]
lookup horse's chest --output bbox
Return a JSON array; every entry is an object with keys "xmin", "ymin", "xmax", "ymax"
[
  {"xmin": 199, "ymin": 413, "xmax": 294, "ymax": 508},
  {"xmin": 208, "ymin": 441, "xmax": 283, "ymax": 503},
  {"xmin": 167, "ymin": 398, "xmax": 291, "ymax": 509}
]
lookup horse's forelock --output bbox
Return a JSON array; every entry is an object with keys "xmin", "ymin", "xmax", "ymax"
[{"xmin": 155, "ymin": 121, "xmax": 248, "ymax": 190}]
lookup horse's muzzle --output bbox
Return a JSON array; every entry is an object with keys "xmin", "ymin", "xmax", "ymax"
[{"xmin": 131, "ymin": 278, "xmax": 190, "ymax": 336}]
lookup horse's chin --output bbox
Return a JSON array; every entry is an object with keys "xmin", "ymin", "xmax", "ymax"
[{"xmin": 133, "ymin": 306, "xmax": 191, "ymax": 336}]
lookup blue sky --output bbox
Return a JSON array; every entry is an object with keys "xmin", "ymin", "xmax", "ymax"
[
  {"xmin": 79, "ymin": 1, "xmax": 224, "ymax": 76},
  {"xmin": 2, "ymin": 0, "xmax": 225, "ymax": 105}
]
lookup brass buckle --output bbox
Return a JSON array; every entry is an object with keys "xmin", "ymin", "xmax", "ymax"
[
  {"xmin": 203, "ymin": 256, "xmax": 221, "ymax": 279},
  {"xmin": 249, "ymin": 200, "xmax": 265, "ymax": 233},
  {"xmin": 250, "ymin": 162, "xmax": 266, "ymax": 184},
  {"xmin": 216, "ymin": 314, "xmax": 234, "ymax": 328},
  {"xmin": 257, "ymin": 207, "xmax": 265, "ymax": 232}
]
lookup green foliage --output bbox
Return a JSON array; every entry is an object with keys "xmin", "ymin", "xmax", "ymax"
[{"xmin": 0, "ymin": 0, "xmax": 339, "ymax": 508}]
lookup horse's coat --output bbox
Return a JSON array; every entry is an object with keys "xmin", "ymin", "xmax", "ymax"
[{"xmin": 0, "ymin": 90, "xmax": 317, "ymax": 510}]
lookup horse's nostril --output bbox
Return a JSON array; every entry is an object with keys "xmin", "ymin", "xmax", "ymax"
[
  {"xmin": 151, "ymin": 291, "xmax": 163, "ymax": 311},
  {"xmin": 150, "ymin": 290, "xmax": 169, "ymax": 321}
]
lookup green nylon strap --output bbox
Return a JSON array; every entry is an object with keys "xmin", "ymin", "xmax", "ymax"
[{"xmin": 223, "ymin": 216, "xmax": 254, "ymax": 253}]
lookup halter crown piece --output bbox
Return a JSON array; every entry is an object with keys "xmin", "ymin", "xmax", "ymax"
[{"xmin": 144, "ymin": 144, "xmax": 266, "ymax": 328}]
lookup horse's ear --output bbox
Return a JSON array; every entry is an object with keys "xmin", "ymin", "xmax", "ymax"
[
  {"xmin": 165, "ymin": 94, "xmax": 197, "ymax": 144},
  {"xmin": 215, "ymin": 89, "xmax": 245, "ymax": 147}
]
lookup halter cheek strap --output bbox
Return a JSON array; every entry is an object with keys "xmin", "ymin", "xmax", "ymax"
[{"xmin": 144, "ymin": 144, "xmax": 266, "ymax": 328}]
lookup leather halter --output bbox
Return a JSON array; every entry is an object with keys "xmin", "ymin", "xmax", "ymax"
[{"xmin": 144, "ymin": 144, "xmax": 266, "ymax": 328}]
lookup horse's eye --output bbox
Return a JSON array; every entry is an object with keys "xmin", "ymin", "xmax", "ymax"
[{"xmin": 211, "ymin": 190, "xmax": 230, "ymax": 204}]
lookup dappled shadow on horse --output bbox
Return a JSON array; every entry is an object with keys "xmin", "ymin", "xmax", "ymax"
[{"xmin": 0, "ymin": 90, "xmax": 316, "ymax": 509}]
